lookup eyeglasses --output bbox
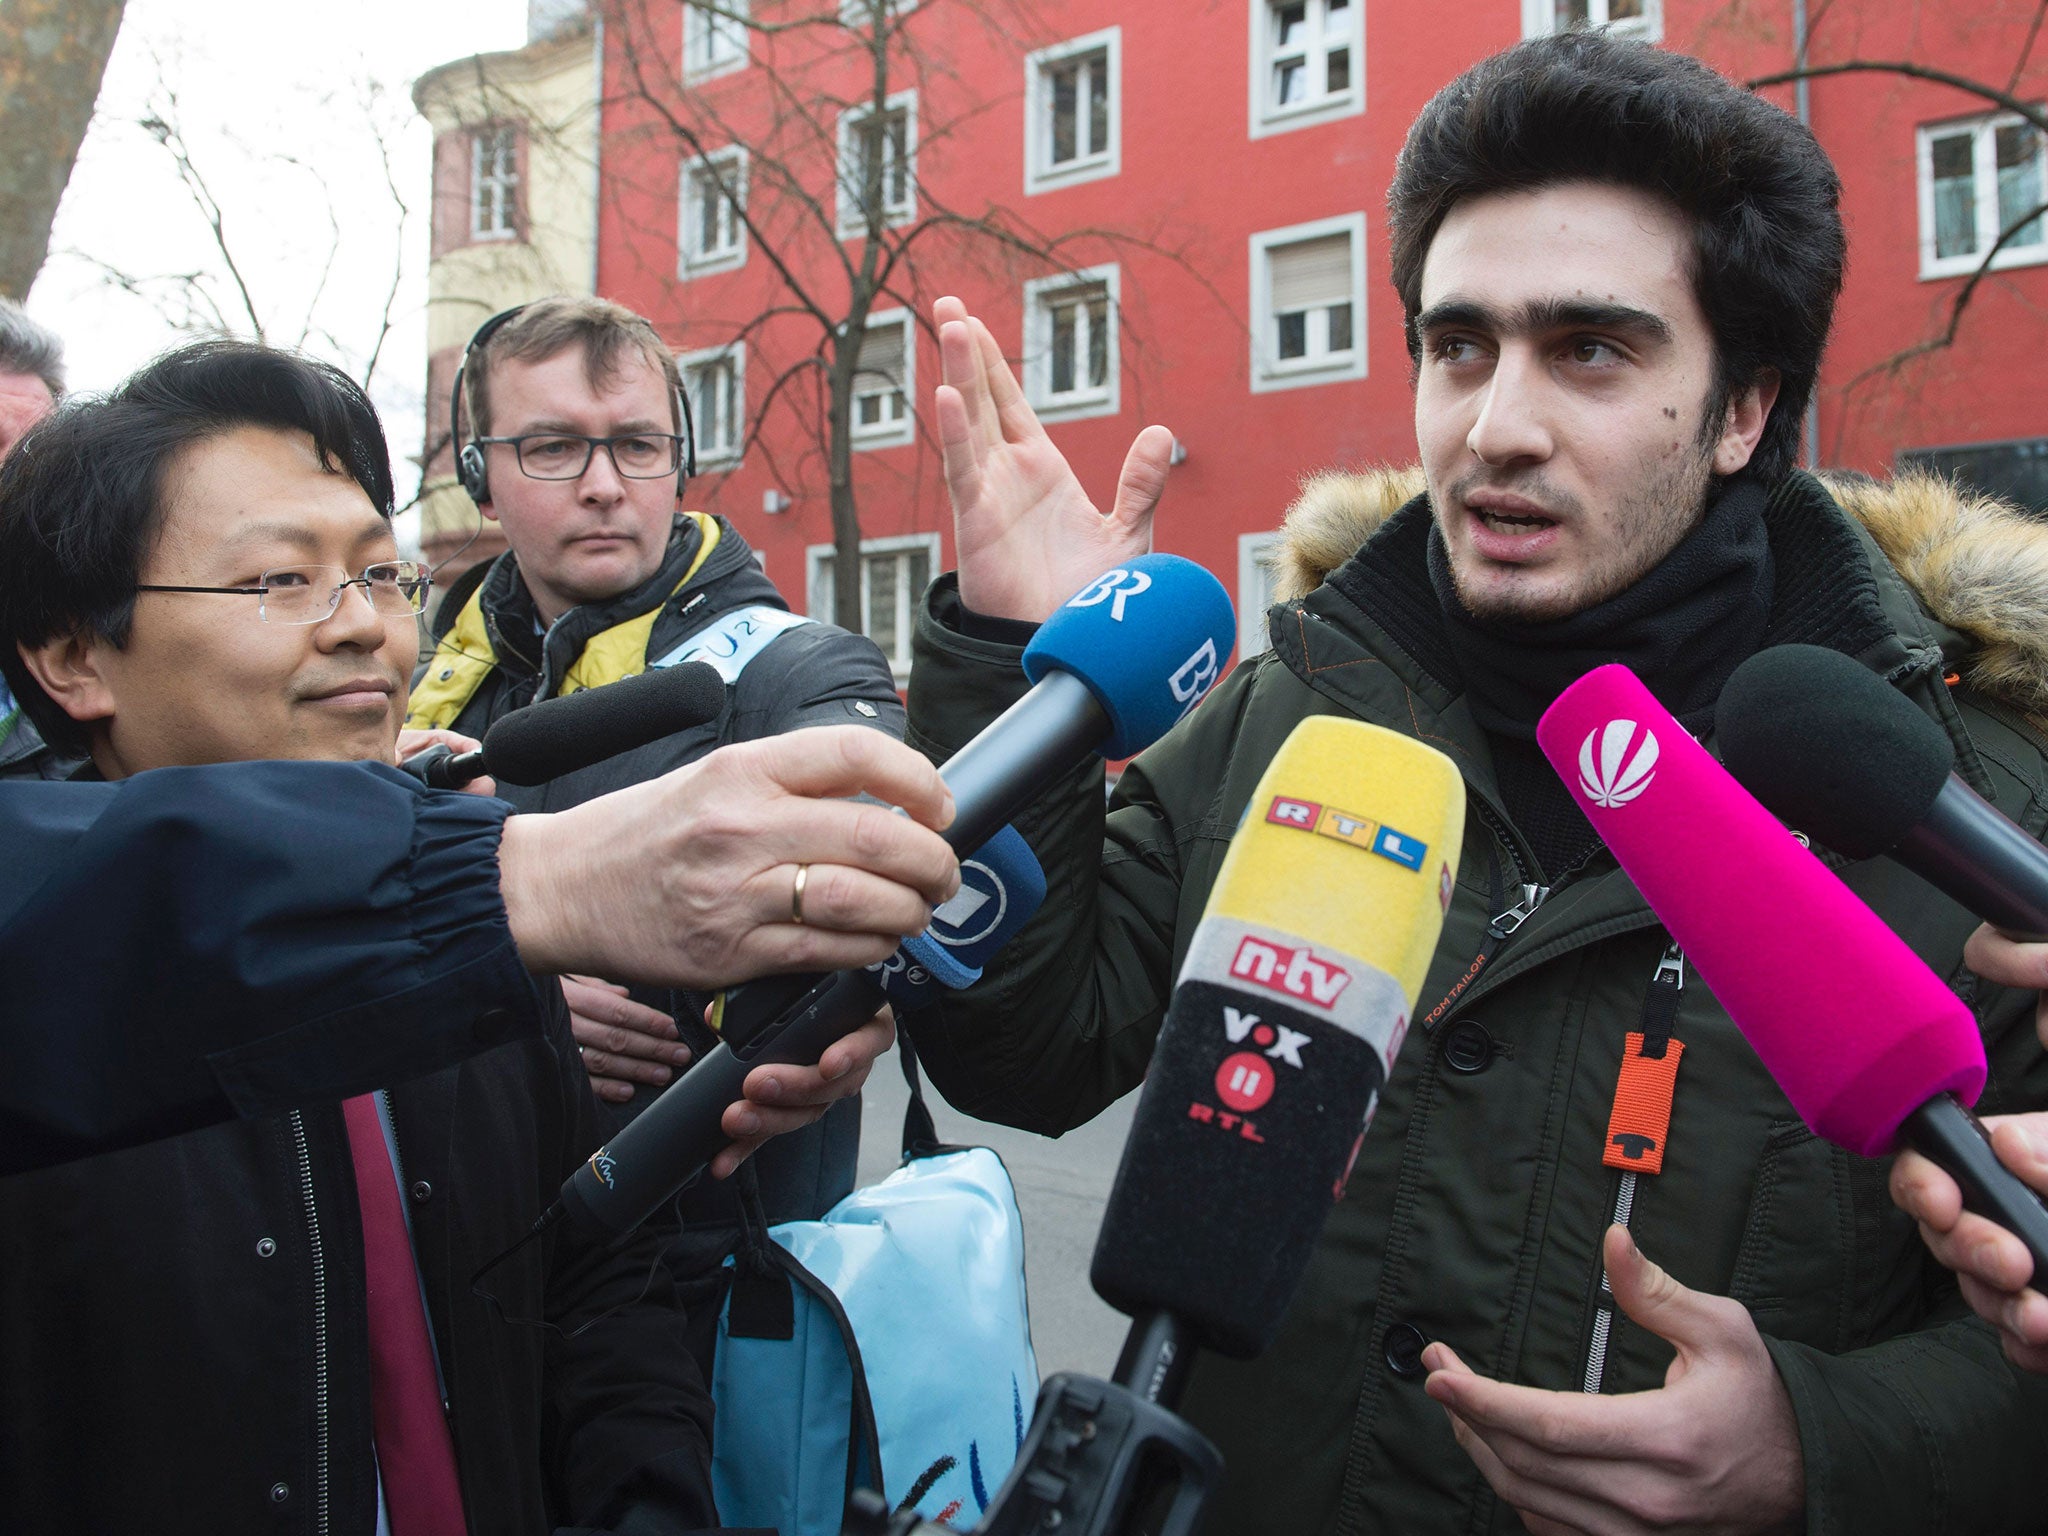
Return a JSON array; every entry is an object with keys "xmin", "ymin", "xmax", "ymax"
[
  {"xmin": 135, "ymin": 561, "xmax": 433, "ymax": 626},
  {"xmin": 473, "ymin": 432, "xmax": 688, "ymax": 481}
]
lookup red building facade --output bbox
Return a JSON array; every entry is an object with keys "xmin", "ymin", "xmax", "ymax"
[{"xmin": 585, "ymin": 0, "xmax": 2048, "ymax": 672}]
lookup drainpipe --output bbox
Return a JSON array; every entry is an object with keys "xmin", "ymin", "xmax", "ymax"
[
  {"xmin": 1795, "ymin": 0, "xmax": 1821, "ymax": 467},
  {"xmin": 590, "ymin": 8, "xmax": 604, "ymax": 294}
]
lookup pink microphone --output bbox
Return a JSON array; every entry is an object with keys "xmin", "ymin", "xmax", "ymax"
[{"xmin": 1538, "ymin": 664, "xmax": 2048, "ymax": 1279}]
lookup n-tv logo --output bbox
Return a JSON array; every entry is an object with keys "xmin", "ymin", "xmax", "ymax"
[
  {"xmin": 1229, "ymin": 935, "xmax": 1351, "ymax": 1007},
  {"xmin": 1577, "ymin": 719, "xmax": 1660, "ymax": 808}
]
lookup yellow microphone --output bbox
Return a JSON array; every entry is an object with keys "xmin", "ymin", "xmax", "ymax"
[{"xmin": 1092, "ymin": 716, "xmax": 1466, "ymax": 1365}]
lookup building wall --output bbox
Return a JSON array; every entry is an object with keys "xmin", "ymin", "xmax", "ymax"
[
  {"xmin": 591, "ymin": 0, "xmax": 2047, "ymax": 669},
  {"xmin": 413, "ymin": 19, "xmax": 603, "ymax": 584}
]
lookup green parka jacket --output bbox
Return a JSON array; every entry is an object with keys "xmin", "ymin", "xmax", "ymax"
[{"xmin": 902, "ymin": 468, "xmax": 2048, "ymax": 1536}]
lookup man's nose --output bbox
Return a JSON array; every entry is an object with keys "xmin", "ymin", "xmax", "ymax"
[
  {"xmin": 1466, "ymin": 351, "xmax": 1553, "ymax": 467},
  {"xmin": 578, "ymin": 440, "xmax": 627, "ymax": 501},
  {"xmin": 317, "ymin": 575, "xmax": 390, "ymax": 649}
]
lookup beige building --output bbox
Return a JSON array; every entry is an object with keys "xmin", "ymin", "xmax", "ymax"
[{"xmin": 411, "ymin": 0, "xmax": 601, "ymax": 587}]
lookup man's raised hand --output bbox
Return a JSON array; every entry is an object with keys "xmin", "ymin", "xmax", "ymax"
[{"xmin": 933, "ymin": 294, "xmax": 1174, "ymax": 622}]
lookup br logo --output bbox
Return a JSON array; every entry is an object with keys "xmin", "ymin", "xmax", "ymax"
[
  {"xmin": 1578, "ymin": 719, "xmax": 1661, "ymax": 808},
  {"xmin": 1168, "ymin": 639, "xmax": 1219, "ymax": 716},
  {"xmin": 1066, "ymin": 567, "xmax": 1153, "ymax": 622}
]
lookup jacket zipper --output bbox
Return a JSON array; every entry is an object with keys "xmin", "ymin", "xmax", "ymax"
[
  {"xmin": 1582, "ymin": 943, "xmax": 1684, "ymax": 1395},
  {"xmin": 289, "ymin": 1110, "xmax": 332, "ymax": 1536}
]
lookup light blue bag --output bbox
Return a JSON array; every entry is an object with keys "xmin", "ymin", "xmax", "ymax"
[{"xmin": 711, "ymin": 1046, "xmax": 1039, "ymax": 1533}]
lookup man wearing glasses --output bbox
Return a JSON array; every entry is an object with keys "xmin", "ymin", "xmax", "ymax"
[
  {"xmin": 0, "ymin": 340, "xmax": 775, "ymax": 1533},
  {"xmin": 409, "ymin": 295, "xmax": 905, "ymax": 1385}
]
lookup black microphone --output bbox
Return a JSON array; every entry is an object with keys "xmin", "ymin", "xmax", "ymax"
[
  {"xmin": 1718, "ymin": 644, "xmax": 2048, "ymax": 941},
  {"xmin": 402, "ymin": 660, "xmax": 727, "ymax": 789},
  {"xmin": 550, "ymin": 555, "xmax": 1238, "ymax": 1244}
]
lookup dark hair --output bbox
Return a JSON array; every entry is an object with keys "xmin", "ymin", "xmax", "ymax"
[
  {"xmin": 1387, "ymin": 31, "xmax": 1845, "ymax": 485},
  {"xmin": 0, "ymin": 340, "xmax": 395, "ymax": 753}
]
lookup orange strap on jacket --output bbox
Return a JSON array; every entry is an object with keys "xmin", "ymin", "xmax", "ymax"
[{"xmin": 1603, "ymin": 1032, "xmax": 1685, "ymax": 1174}]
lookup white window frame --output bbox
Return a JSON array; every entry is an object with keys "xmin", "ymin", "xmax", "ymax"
[
  {"xmin": 1024, "ymin": 28, "xmax": 1121, "ymax": 194},
  {"xmin": 1249, "ymin": 0, "xmax": 1364, "ymax": 140},
  {"xmin": 1520, "ymin": 0, "xmax": 1662, "ymax": 41},
  {"xmin": 683, "ymin": 0, "xmax": 749, "ymax": 82},
  {"xmin": 805, "ymin": 531, "xmax": 941, "ymax": 683},
  {"xmin": 679, "ymin": 342, "xmax": 745, "ymax": 469},
  {"xmin": 1916, "ymin": 111, "xmax": 2048, "ymax": 280},
  {"xmin": 679, "ymin": 146, "xmax": 749, "ymax": 277},
  {"xmin": 1238, "ymin": 532, "xmax": 1282, "ymax": 658},
  {"xmin": 469, "ymin": 125, "xmax": 519, "ymax": 242},
  {"xmin": 1021, "ymin": 264, "xmax": 1120, "ymax": 423},
  {"xmin": 850, "ymin": 307, "xmax": 915, "ymax": 450},
  {"xmin": 1249, "ymin": 213, "xmax": 1368, "ymax": 393},
  {"xmin": 836, "ymin": 90, "xmax": 919, "ymax": 238}
]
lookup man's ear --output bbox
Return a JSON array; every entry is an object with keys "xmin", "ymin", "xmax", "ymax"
[
  {"xmin": 17, "ymin": 632, "xmax": 116, "ymax": 730},
  {"xmin": 1713, "ymin": 368, "xmax": 1783, "ymax": 476}
]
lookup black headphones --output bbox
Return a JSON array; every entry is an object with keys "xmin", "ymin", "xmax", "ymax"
[{"xmin": 448, "ymin": 302, "xmax": 697, "ymax": 507}]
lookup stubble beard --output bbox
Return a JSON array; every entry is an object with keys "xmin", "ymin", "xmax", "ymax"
[{"xmin": 1439, "ymin": 435, "xmax": 1719, "ymax": 626}]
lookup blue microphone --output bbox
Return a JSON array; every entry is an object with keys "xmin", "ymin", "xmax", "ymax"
[
  {"xmin": 942, "ymin": 553, "xmax": 1236, "ymax": 851},
  {"xmin": 555, "ymin": 828, "xmax": 1047, "ymax": 1241}
]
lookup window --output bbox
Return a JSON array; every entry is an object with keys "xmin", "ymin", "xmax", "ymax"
[
  {"xmin": 851, "ymin": 310, "xmax": 914, "ymax": 448},
  {"xmin": 680, "ymin": 343, "xmax": 744, "ymax": 467},
  {"xmin": 838, "ymin": 93, "xmax": 918, "ymax": 235},
  {"xmin": 1250, "ymin": 0, "xmax": 1363, "ymax": 138},
  {"xmin": 684, "ymin": 1, "xmax": 748, "ymax": 81},
  {"xmin": 680, "ymin": 147, "xmax": 748, "ymax": 276},
  {"xmin": 841, "ymin": 0, "xmax": 918, "ymax": 20},
  {"xmin": 1521, "ymin": 0, "xmax": 1661, "ymax": 42},
  {"xmin": 1238, "ymin": 532, "xmax": 1282, "ymax": 658},
  {"xmin": 1025, "ymin": 29, "xmax": 1120, "ymax": 193},
  {"xmin": 806, "ymin": 533, "xmax": 940, "ymax": 682},
  {"xmin": 1250, "ymin": 214, "xmax": 1367, "ymax": 391},
  {"xmin": 1918, "ymin": 112, "xmax": 2048, "ymax": 279},
  {"xmin": 1023, "ymin": 265, "xmax": 1119, "ymax": 421},
  {"xmin": 470, "ymin": 125, "xmax": 519, "ymax": 241},
  {"xmin": 1898, "ymin": 436, "xmax": 2048, "ymax": 515}
]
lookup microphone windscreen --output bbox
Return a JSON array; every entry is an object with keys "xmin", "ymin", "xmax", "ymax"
[
  {"xmin": 1090, "ymin": 717, "xmax": 1464, "ymax": 1358},
  {"xmin": 1717, "ymin": 644, "xmax": 1956, "ymax": 859},
  {"xmin": 1536, "ymin": 664, "xmax": 1983, "ymax": 1156},
  {"xmin": 1023, "ymin": 554, "xmax": 1237, "ymax": 758},
  {"xmin": 883, "ymin": 824, "xmax": 1047, "ymax": 1006},
  {"xmin": 483, "ymin": 660, "xmax": 727, "ymax": 785}
]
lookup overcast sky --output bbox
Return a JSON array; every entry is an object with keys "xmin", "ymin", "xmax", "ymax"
[{"xmin": 26, "ymin": 0, "xmax": 530, "ymax": 540}]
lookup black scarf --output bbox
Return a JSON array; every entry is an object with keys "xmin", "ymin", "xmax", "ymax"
[{"xmin": 1426, "ymin": 473, "xmax": 1775, "ymax": 742}]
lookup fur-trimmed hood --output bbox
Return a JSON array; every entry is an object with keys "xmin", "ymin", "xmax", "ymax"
[{"xmin": 1264, "ymin": 466, "xmax": 2048, "ymax": 726}]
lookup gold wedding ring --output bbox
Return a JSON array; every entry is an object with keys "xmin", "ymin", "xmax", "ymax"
[{"xmin": 791, "ymin": 863, "xmax": 810, "ymax": 925}]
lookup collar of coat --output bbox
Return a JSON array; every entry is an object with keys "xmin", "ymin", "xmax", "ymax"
[
  {"xmin": 1265, "ymin": 466, "xmax": 2048, "ymax": 740},
  {"xmin": 406, "ymin": 511, "xmax": 724, "ymax": 731}
]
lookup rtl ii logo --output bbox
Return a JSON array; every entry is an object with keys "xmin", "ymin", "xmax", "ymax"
[{"xmin": 1189, "ymin": 1004, "xmax": 1310, "ymax": 1142}]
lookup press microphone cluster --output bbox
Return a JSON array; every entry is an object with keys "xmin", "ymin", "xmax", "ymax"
[
  {"xmin": 401, "ymin": 659, "xmax": 727, "ymax": 788},
  {"xmin": 553, "ymin": 555, "xmax": 1239, "ymax": 1244},
  {"xmin": 949, "ymin": 718, "xmax": 1464, "ymax": 1536},
  {"xmin": 1537, "ymin": 663, "xmax": 2048, "ymax": 1282}
]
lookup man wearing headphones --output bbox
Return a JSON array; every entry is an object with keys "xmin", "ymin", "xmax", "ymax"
[{"xmin": 409, "ymin": 293, "xmax": 906, "ymax": 1357}]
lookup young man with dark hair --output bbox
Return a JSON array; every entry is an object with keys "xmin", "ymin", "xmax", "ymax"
[
  {"xmin": 0, "ymin": 339, "xmax": 902, "ymax": 1533},
  {"xmin": 905, "ymin": 32, "xmax": 2048, "ymax": 1535},
  {"xmin": 412, "ymin": 293, "xmax": 906, "ymax": 1375}
]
